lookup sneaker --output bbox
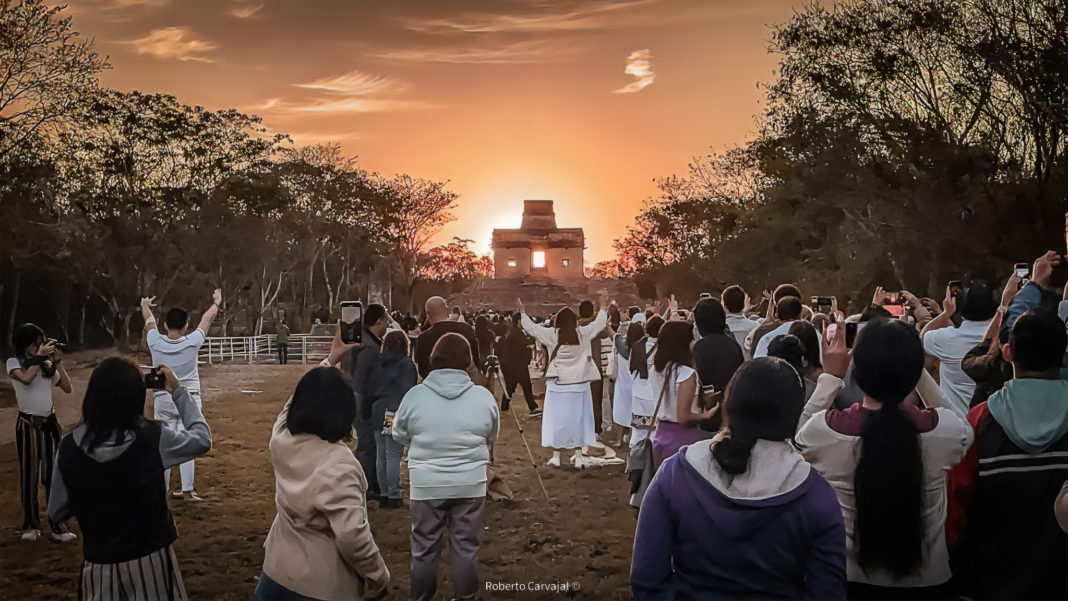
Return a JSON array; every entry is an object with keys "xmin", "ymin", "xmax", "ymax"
[
  {"xmin": 546, "ymin": 455, "xmax": 561, "ymax": 468},
  {"xmin": 181, "ymin": 491, "xmax": 204, "ymax": 502},
  {"xmin": 51, "ymin": 532, "xmax": 77, "ymax": 543},
  {"xmin": 20, "ymin": 529, "xmax": 41, "ymax": 541},
  {"xmin": 528, "ymin": 408, "xmax": 543, "ymax": 418}
]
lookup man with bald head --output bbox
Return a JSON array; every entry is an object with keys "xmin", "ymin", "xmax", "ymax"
[{"xmin": 414, "ymin": 296, "xmax": 481, "ymax": 380}]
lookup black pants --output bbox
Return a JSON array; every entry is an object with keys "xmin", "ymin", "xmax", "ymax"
[
  {"xmin": 502, "ymin": 368, "xmax": 536, "ymax": 410},
  {"xmin": 354, "ymin": 416, "xmax": 379, "ymax": 497},
  {"xmin": 16, "ymin": 412, "xmax": 64, "ymax": 532},
  {"xmin": 276, "ymin": 342, "xmax": 288, "ymax": 365},
  {"xmin": 590, "ymin": 377, "xmax": 604, "ymax": 434}
]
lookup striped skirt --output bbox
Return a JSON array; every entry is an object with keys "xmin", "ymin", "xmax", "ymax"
[{"xmin": 80, "ymin": 545, "xmax": 187, "ymax": 601}]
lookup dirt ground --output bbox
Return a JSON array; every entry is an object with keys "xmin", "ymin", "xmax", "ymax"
[{"xmin": 0, "ymin": 357, "xmax": 637, "ymax": 601}]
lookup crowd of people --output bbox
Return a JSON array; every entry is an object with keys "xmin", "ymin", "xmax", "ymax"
[{"xmin": 6, "ymin": 250, "xmax": 1068, "ymax": 600}]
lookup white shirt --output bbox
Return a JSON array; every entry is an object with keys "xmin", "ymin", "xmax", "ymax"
[
  {"xmin": 725, "ymin": 313, "xmax": 759, "ymax": 358},
  {"xmin": 6, "ymin": 358, "xmax": 59, "ymax": 416},
  {"xmin": 630, "ymin": 338, "xmax": 658, "ymax": 417},
  {"xmin": 148, "ymin": 328, "xmax": 207, "ymax": 411},
  {"xmin": 652, "ymin": 365, "xmax": 698, "ymax": 422},
  {"xmin": 922, "ymin": 319, "xmax": 990, "ymax": 418},
  {"xmin": 752, "ymin": 320, "xmax": 822, "ymax": 360}
]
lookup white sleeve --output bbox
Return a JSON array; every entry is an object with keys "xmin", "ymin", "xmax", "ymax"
[
  {"xmin": 578, "ymin": 310, "xmax": 608, "ymax": 341},
  {"xmin": 6, "ymin": 358, "xmax": 20, "ymax": 376},
  {"xmin": 922, "ymin": 328, "xmax": 947, "ymax": 358},
  {"xmin": 797, "ymin": 373, "xmax": 844, "ymax": 432},
  {"xmin": 146, "ymin": 328, "xmax": 161, "ymax": 347},
  {"xmin": 520, "ymin": 314, "xmax": 558, "ymax": 349},
  {"xmin": 188, "ymin": 328, "xmax": 207, "ymax": 347}
]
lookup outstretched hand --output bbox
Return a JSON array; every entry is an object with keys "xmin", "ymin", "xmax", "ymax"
[
  {"xmin": 212, "ymin": 288, "xmax": 223, "ymax": 306},
  {"xmin": 821, "ymin": 317, "xmax": 850, "ymax": 379},
  {"xmin": 1001, "ymin": 273, "xmax": 1023, "ymax": 307},
  {"xmin": 327, "ymin": 320, "xmax": 359, "ymax": 365},
  {"xmin": 141, "ymin": 296, "xmax": 157, "ymax": 310},
  {"xmin": 1032, "ymin": 251, "xmax": 1062, "ymax": 290},
  {"xmin": 516, "ymin": 298, "xmax": 526, "ymax": 316}
]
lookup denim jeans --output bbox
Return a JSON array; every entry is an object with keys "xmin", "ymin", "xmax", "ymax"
[{"xmin": 373, "ymin": 429, "xmax": 404, "ymax": 500}]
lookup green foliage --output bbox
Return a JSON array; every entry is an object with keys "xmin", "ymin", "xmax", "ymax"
[{"xmin": 615, "ymin": 0, "xmax": 1068, "ymax": 308}]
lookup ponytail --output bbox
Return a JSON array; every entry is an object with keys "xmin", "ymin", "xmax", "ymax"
[
  {"xmin": 712, "ymin": 433, "xmax": 756, "ymax": 476},
  {"xmin": 854, "ymin": 403, "xmax": 925, "ymax": 577}
]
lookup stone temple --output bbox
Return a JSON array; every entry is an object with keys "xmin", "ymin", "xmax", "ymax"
[{"xmin": 492, "ymin": 200, "xmax": 584, "ymax": 280}]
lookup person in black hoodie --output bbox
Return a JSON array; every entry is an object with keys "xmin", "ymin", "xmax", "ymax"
[
  {"xmin": 497, "ymin": 321, "xmax": 541, "ymax": 415},
  {"xmin": 49, "ymin": 357, "xmax": 212, "ymax": 601},
  {"xmin": 368, "ymin": 331, "xmax": 418, "ymax": 508}
]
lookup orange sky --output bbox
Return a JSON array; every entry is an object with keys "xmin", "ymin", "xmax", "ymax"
[{"xmin": 67, "ymin": 0, "xmax": 803, "ymax": 263}]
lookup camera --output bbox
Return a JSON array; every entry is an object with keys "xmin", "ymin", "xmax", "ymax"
[
  {"xmin": 485, "ymin": 354, "xmax": 500, "ymax": 370},
  {"xmin": 142, "ymin": 366, "xmax": 165, "ymax": 389}
]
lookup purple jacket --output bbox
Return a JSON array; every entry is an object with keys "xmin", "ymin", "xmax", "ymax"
[{"xmin": 631, "ymin": 442, "xmax": 846, "ymax": 600}]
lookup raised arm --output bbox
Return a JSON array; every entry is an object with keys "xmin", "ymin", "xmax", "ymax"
[
  {"xmin": 920, "ymin": 286, "xmax": 957, "ymax": 341},
  {"xmin": 196, "ymin": 288, "xmax": 223, "ymax": 334},
  {"xmin": 141, "ymin": 296, "xmax": 158, "ymax": 343},
  {"xmin": 157, "ymin": 366, "xmax": 212, "ymax": 466},
  {"xmin": 798, "ymin": 322, "xmax": 849, "ymax": 431},
  {"xmin": 517, "ymin": 299, "xmax": 558, "ymax": 349}
]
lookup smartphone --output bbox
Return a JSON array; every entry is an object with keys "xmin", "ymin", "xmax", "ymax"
[
  {"xmin": 948, "ymin": 280, "xmax": 963, "ymax": 298},
  {"xmin": 1014, "ymin": 263, "xmax": 1030, "ymax": 279},
  {"xmin": 884, "ymin": 304, "xmax": 906, "ymax": 316},
  {"xmin": 810, "ymin": 296, "xmax": 834, "ymax": 312},
  {"xmin": 884, "ymin": 291, "xmax": 903, "ymax": 305},
  {"xmin": 141, "ymin": 365, "xmax": 165, "ymax": 389},
  {"xmin": 339, "ymin": 301, "xmax": 363, "ymax": 344},
  {"xmin": 846, "ymin": 322, "xmax": 865, "ymax": 349}
]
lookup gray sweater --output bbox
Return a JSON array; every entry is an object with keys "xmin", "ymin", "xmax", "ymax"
[{"xmin": 48, "ymin": 386, "xmax": 212, "ymax": 523}]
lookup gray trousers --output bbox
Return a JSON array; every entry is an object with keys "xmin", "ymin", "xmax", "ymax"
[{"xmin": 409, "ymin": 497, "xmax": 485, "ymax": 601}]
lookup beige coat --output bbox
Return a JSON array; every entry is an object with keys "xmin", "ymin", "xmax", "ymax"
[{"xmin": 262, "ymin": 403, "xmax": 389, "ymax": 601}]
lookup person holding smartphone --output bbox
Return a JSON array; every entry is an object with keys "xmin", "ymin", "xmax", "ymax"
[
  {"xmin": 48, "ymin": 358, "xmax": 212, "ymax": 600},
  {"xmin": 7, "ymin": 323, "xmax": 75, "ymax": 542}
]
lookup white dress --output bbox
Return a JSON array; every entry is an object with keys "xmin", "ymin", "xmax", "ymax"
[
  {"xmin": 628, "ymin": 338, "xmax": 657, "ymax": 447},
  {"xmin": 612, "ymin": 351, "xmax": 634, "ymax": 428},
  {"xmin": 521, "ymin": 311, "xmax": 607, "ymax": 449}
]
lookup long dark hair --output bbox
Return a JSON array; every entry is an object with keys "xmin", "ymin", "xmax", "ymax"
[
  {"xmin": 81, "ymin": 357, "xmax": 149, "ymax": 452},
  {"xmin": 788, "ymin": 320, "xmax": 822, "ymax": 369},
  {"xmin": 851, "ymin": 318, "xmax": 926, "ymax": 577},
  {"xmin": 712, "ymin": 358, "xmax": 804, "ymax": 476},
  {"xmin": 653, "ymin": 321, "xmax": 694, "ymax": 373},
  {"xmin": 554, "ymin": 307, "xmax": 579, "ymax": 346},
  {"xmin": 626, "ymin": 321, "xmax": 645, "ymax": 349},
  {"xmin": 629, "ymin": 317, "xmax": 658, "ymax": 376},
  {"xmin": 13, "ymin": 323, "xmax": 45, "ymax": 361}
]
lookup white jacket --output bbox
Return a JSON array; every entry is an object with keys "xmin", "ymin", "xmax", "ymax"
[{"xmin": 521, "ymin": 310, "xmax": 607, "ymax": 385}]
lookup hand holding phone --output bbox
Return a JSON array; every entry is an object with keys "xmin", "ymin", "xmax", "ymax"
[{"xmin": 339, "ymin": 301, "xmax": 363, "ymax": 345}]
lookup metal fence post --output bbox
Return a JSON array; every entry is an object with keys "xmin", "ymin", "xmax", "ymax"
[{"xmin": 302, "ymin": 336, "xmax": 308, "ymax": 364}]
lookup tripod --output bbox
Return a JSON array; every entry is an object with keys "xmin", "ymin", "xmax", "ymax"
[{"xmin": 485, "ymin": 356, "xmax": 552, "ymax": 505}]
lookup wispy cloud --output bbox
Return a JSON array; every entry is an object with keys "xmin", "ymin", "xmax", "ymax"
[
  {"xmin": 126, "ymin": 27, "xmax": 217, "ymax": 62},
  {"xmin": 400, "ymin": 0, "xmax": 657, "ymax": 33},
  {"xmin": 253, "ymin": 70, "xmax": 430, "ymax": 115},
  {"xmin": 293, "ymin": 71, "xmax": 403, "ymax": 95},
  {"xmin": 614, "ymin": 49, "xmax": 654, "ymax": 94},
  {"xmin": 251, "ymin": 97, "xmax": 434, "ymax": 114},
  {"xmin": 229, "ymin": 1, "xmax": 263, "ymax": 18},
  {"xmin": 376, "ymin": 40, "xmax": 576, "ymax": 64}
]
